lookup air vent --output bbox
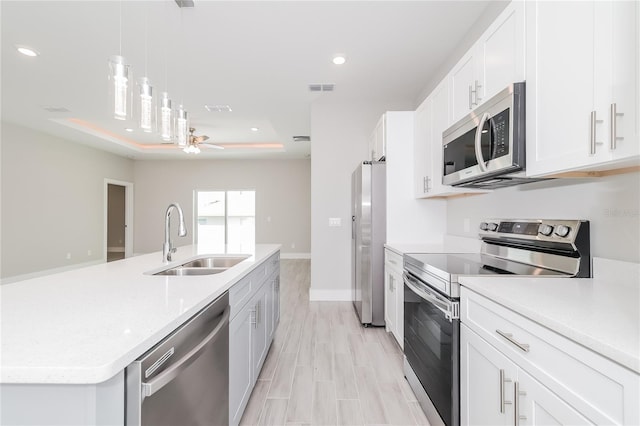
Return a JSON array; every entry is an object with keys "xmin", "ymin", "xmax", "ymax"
[
  {"xmin": 308, "ymin": 84, "xmax": 335, "ymax": 92},
  {"xmin": 293, "ymin": 136, "xmax": 311, "ymax": 142},
  {"xmin": 204, "ymin": 104, "xmax": 232, "ymax": 112},
  {"xmin": 42, "ymin": 106, "xmax": 70, "ymax": 113}
]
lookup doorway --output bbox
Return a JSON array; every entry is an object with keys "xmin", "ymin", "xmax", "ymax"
[{"xmin": 104, "ymin": 179, "xmax": 134, "ymax": 262}]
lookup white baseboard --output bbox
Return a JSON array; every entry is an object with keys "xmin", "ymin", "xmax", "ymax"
[
  {"xmin": 1, "ymin": 260, "xmax": 104, "ymax": 285},
  {"xmin": 281, "ymin": 252, "xmax": 311, "ymax": 259},
  {"xmin": 309, "ymin": 289, "xmax": 352, "ymax": 301},
  {"xmin": 107, "ymin": 246, "xmax": 125, "ymax": 253}
]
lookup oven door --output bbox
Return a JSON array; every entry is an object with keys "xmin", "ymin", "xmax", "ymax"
[{"xmin": 403, "ymin": 271, "xmax": 460, "ymax": 426}]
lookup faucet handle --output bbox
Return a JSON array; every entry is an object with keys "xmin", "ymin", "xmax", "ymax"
[{"xmin": 170, "ymin": 247, "xmax": 177, "ymax": 254}]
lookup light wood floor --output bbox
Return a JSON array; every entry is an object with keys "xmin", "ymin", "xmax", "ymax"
[{"xmin": 239, "ymin": 259, "xmax": 430, "ymax": 426}]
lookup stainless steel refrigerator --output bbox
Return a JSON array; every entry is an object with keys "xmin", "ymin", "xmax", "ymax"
[{"xmin": 351, "ymin": 161, "xmax": 386, "ymax": 326}]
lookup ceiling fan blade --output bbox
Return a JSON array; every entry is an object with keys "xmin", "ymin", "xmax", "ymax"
[
  {"xmin": 200, "ymin": 142, "xmax": 225, "ymax": 150},
  {"xmin": 194, "ymin": 135, "xmax": 209, "ymax": 143}
]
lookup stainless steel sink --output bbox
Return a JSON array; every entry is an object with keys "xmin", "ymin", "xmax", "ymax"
[
  {"xmin": 180, "ymin": 256, "xmax": 249, "ymax": 269},
  {"xmin": 154, "ymin": 267, "xmax": 228, "ymax": 276},
  {"xmin": 152, "ymin": 255, "xmax": 250, "ymax": 276}
]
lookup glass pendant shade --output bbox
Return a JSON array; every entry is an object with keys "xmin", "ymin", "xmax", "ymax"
[
  {"xmin": 137, "ymin": 77, "xmax": 156, "ymax": 132},
  {"xmin": 108, "ymin": 55, "xmax": 132, "ymax": 120},
  {"xmin": 136, "ymin": 77, "xmax": 155, "ymax": 132},
  {"xmin": 159, "ymin": 92, "xmax": 174, "ymax": 141},
  {"xmin": 176, "ymin": 105, "xmax": 189, "ymax": 147}
]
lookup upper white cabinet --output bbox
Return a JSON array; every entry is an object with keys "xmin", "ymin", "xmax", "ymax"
[
  {"xmin": 370, "ymin": 115, "xmax": 386, "ymax": 161},
  {"xmin": 525, "ymin": 1, "xmax": 639, "ymax": 176},
  {"xmin": 450, "ymin": 1, "xmax": 525, "ymax": 124},
  {"xmin": 415, "ymin": 78, "xmax": 487, "ymax": 198}
]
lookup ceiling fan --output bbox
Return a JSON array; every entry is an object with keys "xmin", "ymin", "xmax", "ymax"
[{"xmin": 184, "ymin": 127, "xmax": 224, "ymax": 153}]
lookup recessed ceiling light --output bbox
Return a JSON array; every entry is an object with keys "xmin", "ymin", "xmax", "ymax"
[
  {"xmin": 251, "ymin": 127, "xmax": 259, "ymax": 132},
  {"xmin": 125, "ymin": 128, "xmax": 134, "ymax": 132},
  {"xmin": 332, "ymin": 55, "xmax": 346, "ymax": 65},
  {"xmin": 16, "ymin": 45, "xmax": 39, "ymax": 57},
  {"xmin": 205, "ymin": 104, "xmax": 232, "ymax": 112}
]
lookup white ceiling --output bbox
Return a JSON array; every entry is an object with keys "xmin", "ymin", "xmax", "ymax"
[{"xmin": 1, "ymin": 1, "xmax": 492, "ymax": 160}]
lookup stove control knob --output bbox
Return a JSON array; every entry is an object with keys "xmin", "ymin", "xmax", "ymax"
[
  {"xmin": 480, "ymin": 222, "xmax": 489, "ymax": 231},
  {"xmin": 488, "ymin": 222, "xmax": 499, "ymax": 232},
  {"xmin": 554, "ymin": 225, "xmax": 571, "ymax": 238},
  {"xmin": 538, "ymin": 224, "xmax": 554, "ymax": 236}
]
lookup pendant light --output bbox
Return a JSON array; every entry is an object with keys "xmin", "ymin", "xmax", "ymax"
[
  {"xmin": 108, "ymin": 1, "xmax": 132, "ymax": 120},
  {"xmin": 136, "ymin": 7, "xmax": 156, "ymax": 132},
  {"xmin": 176, "ymin": 105, "xmax": 189, "ymax": 147}
]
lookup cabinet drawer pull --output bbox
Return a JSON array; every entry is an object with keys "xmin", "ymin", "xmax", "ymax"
[
  {"xmin": 514, "ymin": 381, "xmax": 527, "ymax": 426},
  {"xmin": 469, "ymin": 85, "xmax": 473, "ymax": 109},
  {"xmin": 610, "ymin": 103, "xmax": 624, "ymax": 150},
  {"xmin": 499, "ymin": 369, "xmax": 512, "ymax": 413},
  {"xmin": 590, "ymin": 111, "xmax": 597, "ymax": 155},
  {"xmin": 496, "ymin": 329, "xmax": 530, "ymax": 352}
]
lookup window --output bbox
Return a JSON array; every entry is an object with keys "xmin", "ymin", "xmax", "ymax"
[{"xmin": 195, "ymin": 190, "xmax": 255, "ymax": 252}]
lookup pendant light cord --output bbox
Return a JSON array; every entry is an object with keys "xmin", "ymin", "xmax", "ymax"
[
  {"xmin": 118, "ymin": 0, "xmax": 122, "ymax": 56},
  {"xmin": 144, "ymin": 4, "xmax": 148, "ymax": 76}
]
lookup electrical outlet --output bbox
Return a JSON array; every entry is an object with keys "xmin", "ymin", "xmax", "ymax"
[
  {"xmin": 291, "ymin": 243, "xmax": 295, "ymax": 249},
  {"xmin": 267, "ymin": 216, "xmax": 272, "ymax": 223},
  {"xmin": 463, "ymin": 218, "xmax": 470, "ymax": 233},
  {"xmin": 87, "ymin": 250, "xmax": 92, "ymax": 256},
  {"xmin": 329, "ymin": 217, "xmax": 342, "ymax": 227},
  {"xmin": 66, "ymin": 253, "xmax": 71, "ymax": 260}
]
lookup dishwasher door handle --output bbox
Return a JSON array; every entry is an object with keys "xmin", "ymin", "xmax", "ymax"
[{"xmin": 141, "ymin": 305, "xmax": 230, "ymax": 398}]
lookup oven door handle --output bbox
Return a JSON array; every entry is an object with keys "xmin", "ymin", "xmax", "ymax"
[
  {"xmin": 474, "ymin": 112, "xmax": 490, "ymax": 172},
  {"xmin": 403, "ymin": 272, "xmax": 459, "ymax": 321}
]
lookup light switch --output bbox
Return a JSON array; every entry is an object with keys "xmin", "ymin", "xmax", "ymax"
[{"xmin": 329, "ymin": 218, "xmax": 342, "ymax": 227}]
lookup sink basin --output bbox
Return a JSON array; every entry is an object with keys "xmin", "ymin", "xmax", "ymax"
[
  {"xmin": 154, "ymin": 267, "xmax": 228, "ymax": 276},
  {"xmin": 180, "ymin": 256, "xmax": 249, "ymax": 269},
  {"xmin": 151, "ymin": 255, "xmax": 250, "ymax": 276}
]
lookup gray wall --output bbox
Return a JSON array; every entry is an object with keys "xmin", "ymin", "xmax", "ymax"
[
  {"xmin": 133, "ymin": 159, "xmax": 310, "ymax": 255},
  {"xmin": 446, "ymin": 174, "xmax": 640, "ymax": 263},
  {"xmin": 310, "ymin": 98, "xmax": 413, "ymax": 299},
  {"xmin": 107, "ymin": 184, "xmax": 126, "ymax": 250},
  {"xmin": 1, "ymin": 122, "xmax": 134, "ymax": 278}
]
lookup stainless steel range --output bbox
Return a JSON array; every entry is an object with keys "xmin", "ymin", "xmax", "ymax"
[{"xmin": 402, "ymin": 219, "xmax": 590, "ymax": 426}]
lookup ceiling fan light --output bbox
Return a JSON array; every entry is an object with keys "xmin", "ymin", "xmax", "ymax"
[
  {"xmin": 183, "ymin": 144, "xmax": 200, "ymax": 154},
  {"xmin": 159, "ymin": 92, "xmax": 173, "ymax": 141},
  {"xmin": 175, "ymin": 106, "xmax": 189, "ymax": 147},
  {"xmin": 108, "ymin": 55, "xmax": 132, "ymax": 120},
  {"xmin": 137, "ymin": 77, "xmax": 155, "ymax": 133}
]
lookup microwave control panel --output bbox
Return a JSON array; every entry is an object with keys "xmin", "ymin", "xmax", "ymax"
[{"xmin": 488, "ymin": 108, "xmax": 510, "ymax": 158}]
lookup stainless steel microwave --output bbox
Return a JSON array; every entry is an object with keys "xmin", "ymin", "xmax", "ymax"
[{"xmin": 442, "ymin": 82, "xmax": 530, "ymax": 189}]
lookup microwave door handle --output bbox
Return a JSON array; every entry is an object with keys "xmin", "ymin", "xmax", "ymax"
[{"xmin": 475, "ymin": 112, "xmax": 490, "ymax": 172}]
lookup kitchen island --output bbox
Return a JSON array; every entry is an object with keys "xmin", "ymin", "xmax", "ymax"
[{"xmin": 0, "ymin": 243, "xmax": 280, "ymax": 425}]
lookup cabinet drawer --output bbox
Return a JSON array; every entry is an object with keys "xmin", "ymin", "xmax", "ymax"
[
  {"xmin": 384, "ymin": 249, "xmax": 403, "ymax": 273},
  {"xmin": 461, "ymin": 288, "xmax": 639, "ymax": 425},
  {"xmin": 230, "ymin": 277, "xmax": 252, "ymax": 320}
]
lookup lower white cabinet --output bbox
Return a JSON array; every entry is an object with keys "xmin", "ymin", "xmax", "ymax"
[
  {"xmin": 384, "ymin": 248, "xmax": 403, "ymax": 348},
  {"xmin": 229, "ymin": 252, "xmax": 280, "ymax": 426},
  {"xmin": 461, "ymin": 287, "xmax": 640, "ymax": 425}
]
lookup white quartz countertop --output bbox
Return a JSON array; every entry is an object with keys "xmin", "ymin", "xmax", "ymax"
[
  {"xmin": 459, "ymin": 267, "xmax": 640, "ymax": 374},
  {"xmin": 0, "ymin": 244, "xmax": 280, "ymax": 384}
]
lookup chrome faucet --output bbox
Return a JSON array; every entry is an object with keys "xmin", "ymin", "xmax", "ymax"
[{"xmin": 163, "ymin": 203, "xmax": 187, "ymax": 262}]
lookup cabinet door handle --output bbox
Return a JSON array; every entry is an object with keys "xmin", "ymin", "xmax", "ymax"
[
  {"xmin": 590, "ymin": 111, "xmax": 597, "ymax": 155},
  {"xmin": 250, "ymin": 307, "xmax": 257, "ymax": 328},
  {"xmin": 499, "ymin": 369, "xmax": 512, "ymax": 413},
  {"xmin": 468, "ymin": 85, "xmax": 473, "ymax": 109},
  {"xmin": 474, "ymin": 80, "xmax": 482, "ymax": 104},
  {"xmin": 610, "ymin": 103, "xmax": 624, "ymax": 150},
  {"xmin": 514, "ymin": 382, "xmax": 527, "ymax": 425},
  {"xmin": 496, "ymin": 329, "xmax": 530, "ymax": 352}
]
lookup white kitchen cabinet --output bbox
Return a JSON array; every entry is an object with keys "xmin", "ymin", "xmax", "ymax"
[
  {"xmin": 461, "ymin": 287, "xmax": 640, "ymax": 425},
  {"xmin": 384, "ymin": 248, "xmax": 403, "ymax": 348},
  {"xmin": 449, "ymin": 1, "xmax": 525, "ymax": 124},
  {"xmin": 229, "ymin": 251, "xmax": 280, "ymax": 426},
  {"xmin": 414, "ymin": 78, "xmax": 488, "ymax": 198},
  {"xmin": 370, "ymin": 114, "xmax": 386, "ymax": 160},
  {"xmin": 525, "ymin": 0, "xmax": 639, "ymax": 177}
]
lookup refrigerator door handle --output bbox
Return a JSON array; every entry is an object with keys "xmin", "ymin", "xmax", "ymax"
[{"xmin": 352, "ymin": 215, "xmax": 356, "ymax": 239}]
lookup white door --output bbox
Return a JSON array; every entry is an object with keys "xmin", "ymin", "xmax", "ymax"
[
  {"xmin": 229, "ymin": 306, "xmax": 253, "ymax": 426},
  {"xmin": 461, "ymin": 324, "xmax": 517, "ymax": 426},
  {"xmin": 517, "ymin": 369, "xmax": 595, "ymax": 425},
  {"xmin": 479, "ymin": 0, "xmax": 525, "ymax": 100},
  {"xmin": 450, "ymin": 51, "xmax": 477, "ymax": 123},
  {"xmin": 526, "ymin": 1, "xmax": 610, "ymax": 176}
]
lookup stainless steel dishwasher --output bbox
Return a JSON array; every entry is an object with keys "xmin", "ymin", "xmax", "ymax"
[{"xmin": 126, "ymin": 291, "xmax": 230, "ymax": 426}]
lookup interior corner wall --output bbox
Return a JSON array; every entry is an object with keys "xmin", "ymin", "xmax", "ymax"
[
  {"xmin": 310, "ymin": 98, "xmax": 413, "ymax": 300},
  {"xmin": 0, "ymin": 122, "xmax": 134, "ymax": 279},
  {"xmin": 132, "ymin": 159, "xmax": 310, "ymax": 256}
]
